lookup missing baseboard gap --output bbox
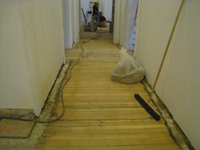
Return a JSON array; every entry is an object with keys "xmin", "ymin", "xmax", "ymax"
[
  {"xmin": 72, "ymin": 42, "xmax": 78, "ymax": 49},
  {"xmin": 142, "ymin": 78, "xmax": 195, "ymax": 150},
  {"xmin": 37, "ymin": 61, "xmax": 71, "ymax": 120},
  {"xmin": 115, "ymin": 44, "xmax": 133, "ymax": 52},
  {"xmin": 117, "ymin": 43, "xmax": 121, "ymax": 49}
]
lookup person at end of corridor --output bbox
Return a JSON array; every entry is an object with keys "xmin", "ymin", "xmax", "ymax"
[{"xmin": 93, "ymin": 1, "xmax": 99, "ymax": 22}]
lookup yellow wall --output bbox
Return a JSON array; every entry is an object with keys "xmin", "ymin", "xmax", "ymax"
[{"xmin": 135, "ymin": 0, "xmax": 200, "ymax": 149}]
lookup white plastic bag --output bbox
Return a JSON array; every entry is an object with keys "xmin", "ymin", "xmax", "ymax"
[{"xmin": 111, "ymin": 48, "xmax": 144, "ymax": 84}]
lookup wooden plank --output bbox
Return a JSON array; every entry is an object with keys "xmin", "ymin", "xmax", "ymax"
[
  {"xmin": 63, "ymin": 80, "xmax": 144, "ymax": 86},
  {"xmin": 63, "ymin": 86, "xmax": 144, "ymax": 90},
  {"xmin": 56, "ymin": 96, "xmax": 155, "ymax": 108},
  {"xmin": 35, "ymin": 144, "xmax": 180, "ymax": 150},
  {"xmin": 42, "ymin": 127, "xmax": 170, "ymax": 139},
  {"xmin": 64, "ymin": 80, "xmax": 141, "ymax": 86},
  {"xmin": 66, "ymin": 49, "xmax": 119, "ymax": 54},
  {"xmin": 64, "ymin": 77, "xmax": 134, "ymax": 82},
  {"xmin": 68, "ymin": 68, "xmax": 116, "ymax": 74},
  {"xmin": 57, "ymin": 102, "xmax": 142, "ymax": 109},
  {"xmin": 57, "ymin": 104, "xmax": 142, "ymax": 109},
  {"xmin": 66, "ymin": 53, "xmax": 120, "ymax": 61},
  {"xmin": 56, "ymin": 103, "xmax": 157, "ymax": 109},
  {"xmin": 36, "ymin": 137, "xmax": 177, "ymax": 147},
  {"xmin": 72, "ymin": 61, "xmax": 118, "ymax": 66},
  {"xmin": 60, "ymin": 93, "xmax": 149, "ymax": 100},
  {"xmin": 63, "ymin": 88, "xmax": 147, "ymax": 94},
  {"xmin": 56, "ymin": 94, "xmax": 155, "ymax": 108},
  {"xmin": 55, "ymin": 104, "xmax": 157, "ymax": 110},
  {"xmin": 55, "ymin": 108, "xmax": 161, "ymax": 120},
  {"xmin": 63, "ymin": 84, "xmax": 145, "ymax": 89},
  {"xmin": 48, "ymin": 119, "xmax": 165, "ymax": 127},
  {"xmin": 45, "ymin": 124, "xmax": 167, "ymax": 131},
  {"xmin": 35, "ymin": 145, "xmax": 179, "ymax": 150},
  {"xmin": 62, "ymin": 93, "xmax": 149, "ymax": 97}
]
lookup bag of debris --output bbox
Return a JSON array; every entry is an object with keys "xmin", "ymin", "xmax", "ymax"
[{"xmin": 111, "ymin": 48, "xmax": 144, "ymax": 84}]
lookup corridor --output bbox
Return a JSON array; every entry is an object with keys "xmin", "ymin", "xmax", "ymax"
[{"xmin": 35, "ymin": 29, "xmax": 180, "ymax": 150}]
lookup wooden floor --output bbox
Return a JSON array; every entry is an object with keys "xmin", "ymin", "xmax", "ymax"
[{"xmin": 35, "ymin": 28, "xmax": 180, "ymax": 150}]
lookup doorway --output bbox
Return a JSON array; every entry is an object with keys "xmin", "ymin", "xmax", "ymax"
[{"xmin": 79, "ymin": 0, "xmax": 113, "ymax": 33}]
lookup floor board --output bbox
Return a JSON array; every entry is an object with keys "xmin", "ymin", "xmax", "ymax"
[{"xmin": 35, "ymin": 28, "xmax": 180, "ymax": 150}]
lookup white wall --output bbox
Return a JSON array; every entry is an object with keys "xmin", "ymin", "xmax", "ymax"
[
  {"xmin": 0, "ymin": 0, "xmax": 34, "ymax": 109},
  {"xmin": 63, "ymin": 0, "xmax": 73, "ymax": 49},
  {"xmin": 98, "ymin": 0, "xmax": 112, "ymax": 21},
  {"xmin": 105, "ymin": 0, "xmax": 112, "ymax": 21},
  {"xmin": 135, "ymin": 0, "xmax": 200, "ymax": 149},
  {"xmin": 0, "ymin": 0, "xmax": 64, "ymax": 116},
  {"xmin": 113, "ymin": 0, "xmax": 136, "ymax": 50},
  {"xmin": 63, "ymin": 0, "xmax": 79, "ymax": 49},
  {"xmin": 72, "ymin": 0, "xmax": 80, "ymax": 43}
]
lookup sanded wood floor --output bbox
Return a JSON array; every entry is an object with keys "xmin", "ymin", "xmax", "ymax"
[{"xmin": 35, "ymin": 29, "xmax": 180, "ymax": 150}]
